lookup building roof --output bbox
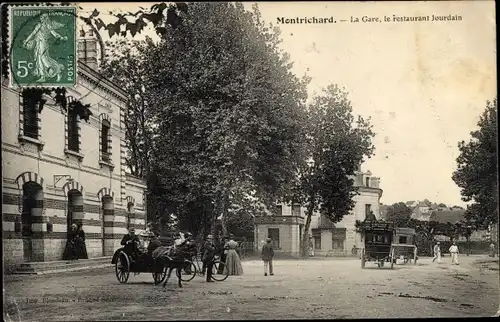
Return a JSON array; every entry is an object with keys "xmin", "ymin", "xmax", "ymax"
[
  {"xmin": 428, "ymin": 210, "xmax": 466, "ymax": 224},
  {"xmin": 417, "ymin": 200, "xmax": 432, "ymax": 207}
]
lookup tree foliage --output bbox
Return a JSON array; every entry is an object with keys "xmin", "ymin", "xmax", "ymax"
[
  {"xmin": 452, "ymin": 99, "xmax": 498, "ymax": 228},
  {"xmin": 101, "ymin": 39, "xmax": 156, "ymax": 178},
  {"xmin": 385, "ymin": 202, "xmax": 412, "ymax": 227},
  {"xmin": 287, "ymin": 84, "xmax": 375, "ymax": 256},
  {"xmin": 102, "ymin": 3, "xmax": 309, "ymax": 237}
]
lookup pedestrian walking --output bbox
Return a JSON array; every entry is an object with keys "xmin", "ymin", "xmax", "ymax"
[
  {"xmin": 489, "ymin": 242, "xmax": 496, "ymax": 257},
  {"xmin": 262, "ymin": 238, "xmax": 274, "ymax": 276},
  {"xmin": 449, "ymin": 241, "xmax": 459, "ymax": 265},
  {"xmin": 309, "ymin": 237, "xmax": 315, "ymax": 257},
  {"xmin": 432, "ymin": 242, "xmax": 441, "ymax": 263}
]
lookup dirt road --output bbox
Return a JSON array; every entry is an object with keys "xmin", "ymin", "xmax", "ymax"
[{"xmin": 3, "ymin": 255, "xmax": 499, "ymax": 320}]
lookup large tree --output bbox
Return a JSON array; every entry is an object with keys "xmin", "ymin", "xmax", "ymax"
[
  {"xmin": 452, "ymin": 99, "xmax": 498, "ymax": 229},
  {"xmin": 385, "ymin": 202, "xmax": 413, "ymax": 227},
  {"xmin": 103, "ymin": 3, "xmax": 309, "ymax": 237},
  {"xmin": 287, "ymin": 84, "xmax": 375, "ymax": 257}
]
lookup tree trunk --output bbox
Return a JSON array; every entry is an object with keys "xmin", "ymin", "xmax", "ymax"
[{"xmin": 301, "ymin": 207, "xmax": 314, "ymax": 258}]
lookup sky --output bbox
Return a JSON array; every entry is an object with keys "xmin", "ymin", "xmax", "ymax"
[{"xmin": 79, "ymin": 1, "xmax": 497, "ymax": 207}]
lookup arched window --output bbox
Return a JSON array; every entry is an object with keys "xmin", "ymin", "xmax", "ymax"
[
  {"xmin": 101, "ymin": 119, "xmax": 111, "ymax": 162},
  {"xmin": 67, "ymin": 97, "xmax": 80, "ymax": 153},
  {"xmin": 22, "ymin": 92, "xmax": 39, "ymax": 139}
]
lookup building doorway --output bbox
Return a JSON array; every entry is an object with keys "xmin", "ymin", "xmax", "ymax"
[
  {"xmin": 21, "ymin": 182, "xmax": 43, "ymax": 262},
  {"xmin": 67, "ymin": 190, "xmax": 83, "ymax": 238}
]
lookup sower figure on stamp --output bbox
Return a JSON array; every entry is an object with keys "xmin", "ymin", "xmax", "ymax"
[
  {"xmin": 262, "ymin": 238, "xmax": 274, "ymax": 276},
  {"xmin": 22, "ymin": 13, "xmax": 67, "ymax": 82}
]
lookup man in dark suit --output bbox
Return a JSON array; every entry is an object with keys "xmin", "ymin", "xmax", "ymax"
[
  {"xmin": 202, "ymin": 235, "xmax": 217, "ymax": 282},
  {"xmin": 121, "ymin": 228, "xmax": 140, "ymax": 262}
]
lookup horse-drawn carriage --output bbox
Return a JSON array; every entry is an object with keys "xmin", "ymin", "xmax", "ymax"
[
  {"xmin": 360, "ymin": 221, "xmax": 419, "ymax": 269},
  {"xmin": 111, "ymin": 232, "xmax": 194, "ymax": 288},
  {"xmin": 360, "ymin": 221, "xmax": 396, "ymax": 269}
]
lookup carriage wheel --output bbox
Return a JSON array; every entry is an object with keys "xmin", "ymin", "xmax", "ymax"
[
  {"xmin": 152, "ymin": 267, "xmax": 167, "ymax": 285},
  {"xmin": 179, "ymin": 261, "xmax": 196, "ymax": 282},
  {"xmin": 210, "ymin": 260, "xmax": 229, "ymax": 282},
  {"xmin": 361, "ymin": 249, "xmax": 366, "ymax": 269},
  {"xmin": 115, "ymin": 252, "xmax": 130, "ymax": 284}
]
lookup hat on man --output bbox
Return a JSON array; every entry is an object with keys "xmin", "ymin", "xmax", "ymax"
[{"xmin": 266, "ymin": 238, "xmax": 272, "ymax": 243}]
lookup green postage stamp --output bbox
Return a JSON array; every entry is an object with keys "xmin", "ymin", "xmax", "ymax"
[{"xmin": 9, "ymin": 5, "xmax": 77, "ymax": 88}]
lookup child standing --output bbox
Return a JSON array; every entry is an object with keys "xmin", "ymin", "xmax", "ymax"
[{"xmin": 262, "ymin": 238, "xmax": 274, "ymax": 276}]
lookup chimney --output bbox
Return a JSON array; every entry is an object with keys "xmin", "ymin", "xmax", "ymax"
[{"xmin": 78, "ymin": 28, "xmax": 99, "ymax": 71}]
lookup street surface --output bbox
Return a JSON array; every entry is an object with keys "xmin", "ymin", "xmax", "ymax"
[{"xmin": 3, "ymin": 255, "xmax": 499, "ymax": 320}]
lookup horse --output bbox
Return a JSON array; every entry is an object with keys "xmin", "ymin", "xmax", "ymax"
[{"xmin": 152, "ymin": 246, "xmax": 191, "ymax": 288}]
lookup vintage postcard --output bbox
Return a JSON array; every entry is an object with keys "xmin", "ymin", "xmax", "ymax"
[{"xmin": 1, "ymin": 1, "xmax": 498, "ymax": 321}]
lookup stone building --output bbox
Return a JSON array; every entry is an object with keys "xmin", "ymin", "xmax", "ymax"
[
  {"xmin": 254, "ymin": 169, "xmax": 383, "ymax": 256},
  {"xmin": 2, "ymin": 30, "xmax": 147, "ymax": 269}
]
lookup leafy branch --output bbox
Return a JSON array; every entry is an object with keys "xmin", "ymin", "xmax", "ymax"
[
  {"xmin": 22, "ymin": 88, "xmax": 93, "ymax": 122},
  {"xmin": 80, "ymin": 2, "xmax": 189, "ymax": 39}
]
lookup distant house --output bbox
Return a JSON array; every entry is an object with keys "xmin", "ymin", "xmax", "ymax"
[
  {"xmin": 410, "ymin": 200, "xmax": 433, "ymax": 221},
  {"xmin": 405, "ymin": 200, "xmax": 418, "ymax": 208},
  {"xmin": 254, "ymin": 168, "xmax": 383, "ymax": 257},
  {"xmin": 428, "ymin": 210, "xmax": 489, "ymax": 242}
]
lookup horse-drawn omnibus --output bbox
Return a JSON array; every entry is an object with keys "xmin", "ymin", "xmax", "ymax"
[{"xmin": 360, "ymin": 220, "xmax": 396, "ymax": 269}]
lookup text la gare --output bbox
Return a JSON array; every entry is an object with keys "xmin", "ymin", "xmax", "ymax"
[{"xmin": 351, "ymin": 16, "xmax": 381, "ymax": 23}]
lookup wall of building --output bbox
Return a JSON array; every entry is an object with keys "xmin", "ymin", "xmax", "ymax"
[
  {"xmin": 260, "ymin": 169, "xmax": 383, "ymax": 257},
  {"xmin": 2, "ymin": 64, "xmax": 147, "ymax": 268},
  {"xmin": 255, "ymin": 223, "xmax": 301, "ymax": 256}
]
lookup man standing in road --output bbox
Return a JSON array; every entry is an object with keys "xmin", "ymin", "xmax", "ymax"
[
  {"xmin": 432, "ymin": 242, "xmax": 441, "ymax": 263},
  {"xmin": 449, "ymin": 241, "xmax": 459, "ymax": 265},
  {"xmin": 201, "ymin": 235, "xmax": 216, "ymax": 282},
  {"xmin": 262, "ymin": 237, "xmax": 275, "ymax": 276}
]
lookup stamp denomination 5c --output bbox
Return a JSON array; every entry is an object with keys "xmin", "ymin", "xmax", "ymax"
[{"xmin": 9, "ymin": 5, "xmax": 77, "ymax": 88}]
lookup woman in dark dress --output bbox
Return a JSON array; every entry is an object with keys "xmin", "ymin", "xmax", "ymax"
[
  {"xmin": 217, "ymin": 236, "xmax": 229, "ymax": 274},
  {"xmin": 63, "ymin": 224, "xmax": 78, "ymax": 260},
  {"xmin": 75, "ymin": 223, "xmax": 88, "ymax": 259}
]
